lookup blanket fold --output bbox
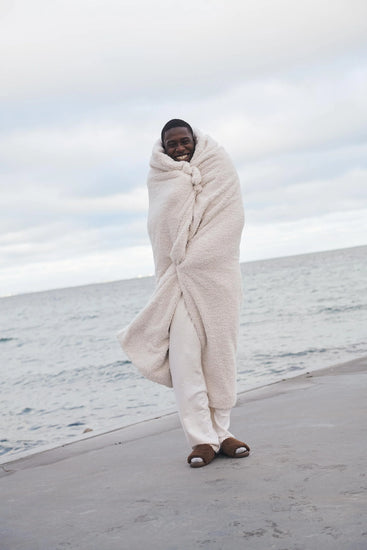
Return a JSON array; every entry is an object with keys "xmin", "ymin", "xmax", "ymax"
[{"xmin": 118, "ymin": 131, "xmax": 244, "ymax": 409}]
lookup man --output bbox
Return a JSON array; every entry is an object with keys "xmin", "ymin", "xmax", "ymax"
[
  {"xmin": 119, "ymin": 119, "xmax": 250, "ymax": 467},
  {"xmin": 161, "ymin": 120, "xmax": 196, "ymax": 162}
]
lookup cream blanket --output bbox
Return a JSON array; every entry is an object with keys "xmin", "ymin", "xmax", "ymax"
[{"xmin": 118, "ymin": 131, "xmax": 244, "ymax": 409}]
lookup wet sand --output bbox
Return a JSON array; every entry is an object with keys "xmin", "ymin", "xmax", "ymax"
[{"xmin": 1, "ymin": 357, "xmax": 366, "ymax": 550}]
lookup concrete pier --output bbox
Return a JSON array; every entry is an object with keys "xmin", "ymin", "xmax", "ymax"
[{"xmin": 1, "ymin": 357, "xmax": 366, "ymax": 550}]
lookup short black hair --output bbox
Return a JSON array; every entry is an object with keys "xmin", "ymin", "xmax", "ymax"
[{"xmin": 161, "ymin": 119, "xmax": 194, "ymax": 145}]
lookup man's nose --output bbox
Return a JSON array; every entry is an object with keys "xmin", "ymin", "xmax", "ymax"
[{"xmin": 176, "ymin": 143, "xmax": 185, "ymax": 152}]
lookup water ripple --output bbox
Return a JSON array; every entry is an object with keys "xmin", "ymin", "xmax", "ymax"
[{"xmin": 1, "ymin": 245, "xmax": 366, "ymax": 461}]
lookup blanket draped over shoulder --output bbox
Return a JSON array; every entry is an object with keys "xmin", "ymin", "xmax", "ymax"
[{"xmin": 118, "ymin": 131, "xmax": 244, "ymax": 409}]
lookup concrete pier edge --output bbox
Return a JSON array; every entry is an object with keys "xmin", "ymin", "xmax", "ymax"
[{"xmin": 1, "ymin": 356, "xmax": 366, "ymax": 550}]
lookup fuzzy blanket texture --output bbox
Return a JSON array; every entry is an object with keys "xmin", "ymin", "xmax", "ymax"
[{"xmin": 118, "ymin": 131, "xmax": 244, "ymax": 408}]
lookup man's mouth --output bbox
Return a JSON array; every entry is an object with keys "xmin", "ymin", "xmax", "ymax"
[{"xmin": 175, "ymin": 154, "xmax": 190, "ymax": 161}]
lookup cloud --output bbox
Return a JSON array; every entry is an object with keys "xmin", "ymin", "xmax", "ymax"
[
  {"xmin": 246, "ymin": 168, "xmax": 366, "ymax": 224},
  {"xmin": 209, "ymin": 66, "xmax": 367, "ymax": 164},
  {"xmin": 2, "ymin": 63, "xmax": 366, "ymax": 177},
  {"xmin": 0, "ymin": 184, "xmax": 148, "ymax": 219},
  {"xmin": 0, "ymin": 0, "xmax": 366, "ymax": 295},
  {"xmin": 0, "ymin": 245, "xmax": 154, "ymax": 297},
  {"xmin": 0, "ymin": 122, "xmax": 150, "ymax": 191},
  {"xmin": 242, "ymin": 209, "xmax": 367, "ymax": 262},
  {"xmin": 1, "ymin": 0, "xmax": 367, "ymax": 101}
]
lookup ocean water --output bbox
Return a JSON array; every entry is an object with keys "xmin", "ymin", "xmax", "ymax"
[{"xmin": 1, "ymin": 245, "xmax": 366, "ymax": 462}]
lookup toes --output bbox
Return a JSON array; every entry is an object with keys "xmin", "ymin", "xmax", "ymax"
[
  {"xmin": 235, "ymin": 446, "xmax": 246, "ymax": 454},
  {"xmin": 190, "ymin": 457, "xmax": 204, "ymax": 464}
]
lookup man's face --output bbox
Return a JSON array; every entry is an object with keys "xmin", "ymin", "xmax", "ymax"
[{"xmin": 163, "ymin": 127, "xmax": 195, "ymax": 162}]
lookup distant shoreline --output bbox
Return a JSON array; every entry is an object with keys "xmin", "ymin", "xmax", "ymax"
[{"xmin": 1, "ymin": 243, "xmax": 366, "ymax": 300}]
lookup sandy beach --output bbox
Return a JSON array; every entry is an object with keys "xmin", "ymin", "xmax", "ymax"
[{"xmin": 1, "ymin": 356, "xmax": 366, "ymax": 550}]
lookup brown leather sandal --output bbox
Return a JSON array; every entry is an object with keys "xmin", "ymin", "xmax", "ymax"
[
  {"xmin": 220, "ymin": 437, "xmax": 250, "ymax": 458},
  {"xmin": 187, "ymin": 444, "xmax": 216, "ymax": 468}
]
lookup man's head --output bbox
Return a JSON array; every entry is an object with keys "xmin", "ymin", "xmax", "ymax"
[{"xmin": 161, "ymin": 119, "xmax": 195, "ymax": 162}]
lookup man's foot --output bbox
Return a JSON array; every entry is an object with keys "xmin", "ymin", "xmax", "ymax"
[
  {"xmin": 187, "ymin": 444, "xmax": 216, "ymax": 468},
  {"xmin": 220, "ymin": 437, "xmax": 250, "ymax": 458}
]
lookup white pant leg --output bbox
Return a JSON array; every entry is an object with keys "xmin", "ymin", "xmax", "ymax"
[
  {"xmin": 210, "ymin": 408, "xmax": 234, "ymax": 445},
  {"xmin": 169, "ymin": 296, "xmax": 221, "ymax": 452}
]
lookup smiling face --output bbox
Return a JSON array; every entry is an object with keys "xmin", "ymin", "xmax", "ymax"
[{"xmin": 163, "ymin": 127, "xmax": 195, "ymax": 162}]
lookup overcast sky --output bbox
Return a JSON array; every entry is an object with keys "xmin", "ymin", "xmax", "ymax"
[{"xmin": 1, "ymin": 0, "xmax": 366, "ymax": 296}]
